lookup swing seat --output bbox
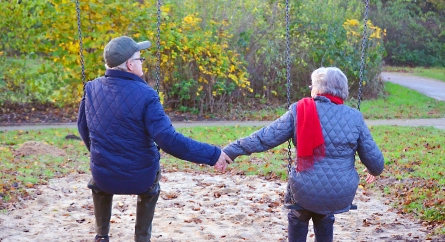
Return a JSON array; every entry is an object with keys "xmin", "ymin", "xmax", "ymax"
[
  {"xmin": 284, "ymin": 203, "xmax": 305, "ymax": 210},
  {"xmin": 87, "ymin": 177, "xmax": 160, "ymax": 197},
  {"xmin": 284, "ymin": 203, "xmax": 357, "ymax": 210}
]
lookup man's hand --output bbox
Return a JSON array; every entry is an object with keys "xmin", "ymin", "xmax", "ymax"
[
  {"xmin": 363, "ymin": 168, "xmax": 376, "ymax": 184},
  {"xmin": 214, "ymin": 151, "xmax": 233, "ymax": 172}
]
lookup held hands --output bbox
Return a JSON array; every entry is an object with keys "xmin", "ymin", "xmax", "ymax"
[
  {"xmin": 214, "ymin": 151, "xmax": 233, "ymax": 172},
  {"xmin": 363, "ymin": 168, "xmax": 376, "ymax": 184}
]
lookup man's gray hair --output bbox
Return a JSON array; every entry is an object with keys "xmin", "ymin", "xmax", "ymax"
[
  {"xmin": 105, "ymin": 52, "xmax": 138, "ymax": 71},
  {"xmin": 311, "ymin": 67, "xmax": 349, "ymax": 100}
]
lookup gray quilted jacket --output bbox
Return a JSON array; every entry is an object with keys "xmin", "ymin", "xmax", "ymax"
[{"xmin": 223, "ymin": 96, "xmax": 384, "ymax": 215}]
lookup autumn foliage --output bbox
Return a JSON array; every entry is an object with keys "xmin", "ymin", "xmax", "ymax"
[{"xmin": 1, "ymin": 0, "xmax": 385, "ymax": 112}]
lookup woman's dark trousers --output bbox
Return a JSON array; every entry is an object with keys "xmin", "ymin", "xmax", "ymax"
[{"xmin": 288, "ymin": 209, "xmax": 335, "ymax": 242}]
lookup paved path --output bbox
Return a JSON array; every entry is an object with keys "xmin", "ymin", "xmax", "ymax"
[
  {"xmin": 381, "ymin": 72, "xmax": 445, "ymax": 101},
  {"xmin": 1, "ymin": 118, "xmax": 444, "ymax": 131}
]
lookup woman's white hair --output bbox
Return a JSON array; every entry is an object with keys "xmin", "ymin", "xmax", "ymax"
[
  {"xmin": 311, "ymin": 67, "xmax": 349, "ymax": 100},
  {"xmin": 104, "ymin": 52, "xmax": 138, "ymax": 71}
]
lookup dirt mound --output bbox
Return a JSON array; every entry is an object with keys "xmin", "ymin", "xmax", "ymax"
[{"xmin": 15, "ymin": 141, "xmax": 66, "ymax": 157}]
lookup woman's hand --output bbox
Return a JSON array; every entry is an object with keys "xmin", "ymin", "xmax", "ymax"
[{"xmin": 214, "ymin": 151, "xmax": 232, "ymax": 172}]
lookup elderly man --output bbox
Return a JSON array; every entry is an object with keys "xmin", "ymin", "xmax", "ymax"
[
  {"xmin": 78, "ymin": 36, "xmax": 231, "ymax": 242},
  {"xmin": 223, "ymin": 67, "xmax": 384, "ymax": 242}
]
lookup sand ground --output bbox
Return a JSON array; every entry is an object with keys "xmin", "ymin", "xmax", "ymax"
[{"xmin": 0, "ymin": 171, "xmax": 432, "ymax": 242}]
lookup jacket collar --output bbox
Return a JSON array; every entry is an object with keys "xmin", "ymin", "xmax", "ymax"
[
  {"xmin": 314, "ymin": 95, "xmax": 329, "ymax": 102},
  {"xmin": 105, "ymin": 69, "xmax": 146, "ymax": 84}
]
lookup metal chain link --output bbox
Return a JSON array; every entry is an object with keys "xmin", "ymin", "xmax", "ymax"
[
  {"xmin": 357, "ymin": 0, "xmax": 369, "ymax": 111},
  {"xmin": 75, "ymin": 0, "xmax": 86, "ymax": 91},
  {"xmin": 285, "ymin": 0, "xmax": 292, "ymax": 174},
  {"xmin": 285, "ymin": 0, "xmax": 295, "ymax": 205},
  {"xmin": 155, "ymin": 0, "xmax": 162, "ymax": 94}
]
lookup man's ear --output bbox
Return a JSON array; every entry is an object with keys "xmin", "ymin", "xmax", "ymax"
[{"xmin": 126, "ymin": 61, "xmax": 132, "ymax": 72}]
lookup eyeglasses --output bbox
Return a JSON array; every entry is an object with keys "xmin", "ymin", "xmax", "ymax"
[{"xmin": 132, "ymin": 57, "xmax": 146, "ymax": 63}]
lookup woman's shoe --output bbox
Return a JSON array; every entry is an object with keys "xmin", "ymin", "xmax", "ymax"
[{"xmin": 94, "ymin": 235, "xmax": 109, "ymax": 242}]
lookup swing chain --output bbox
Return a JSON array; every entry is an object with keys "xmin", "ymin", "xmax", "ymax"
[
  {"xmin": 155, "ymin": 0, "xmax": 162, "ymax": 94},
  {"xmin": 285, "ymin": 0, "xmax": 292, "ymax": 174},
  {"xmin": 357, "ymin": 0, "xmax": 369, "ymax": 111},
  {"xmin": 285, "ymin": 0, "xmax": 295, "ymax": 205},
  {"xmin": 75, "ymin": 0, "xmax": 86, "ymax": 90}
]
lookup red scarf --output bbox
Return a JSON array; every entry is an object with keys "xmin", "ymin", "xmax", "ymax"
[
  {"xmin": 320, "ymin": 94, "xmax": 343, "ymax": 105},
  {"xmin": 296, "ymin": 94, "xmax": 343, "ymax": 172}
]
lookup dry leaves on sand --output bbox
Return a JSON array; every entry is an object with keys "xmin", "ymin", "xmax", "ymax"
[{"xmin": 0, "ymin": 171, "xmax": 436, "ymax": 242}]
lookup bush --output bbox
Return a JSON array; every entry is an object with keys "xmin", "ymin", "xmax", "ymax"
[
  {"xmin": 288, "ymin": 0, "xmax": 385, "ymax": 100},
  {"xmin": 370, "ymin": 0, "xmax": 445, "ymax": 67},
  {"xmin": 1, "ymin": 0, "xmax": 386, "ymax": 113}
]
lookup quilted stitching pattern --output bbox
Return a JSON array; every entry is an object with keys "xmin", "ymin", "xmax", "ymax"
[
  {"xmin": 223, "ymin": 110, "xmax": 295, "ymax": 160},
  {"xmin": 293, "ymin": 97, "xmax": 383, "ymax": 214},
  {"xmin": 223, "ymin": 96, "xmax": 384, "ymax": 214},
  {"xmin": 79, "ymin": 70, "xmax": 220, "ymax": 195}
]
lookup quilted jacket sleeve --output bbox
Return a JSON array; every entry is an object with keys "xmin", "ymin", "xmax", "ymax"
[
  {"xmin": 357, "ymin": 116, "xmax": 384, "ymax": 176},
  {"xmin": 223, "ymin": 105, "xmax": 295, "ymax": 161},
  {"xmin": 77, "ymin": 92, "xmax": 90, "ymax": 151},
  {"xmin": 144, "ymin": 91, "xmax": 221, "ymax": 166}
]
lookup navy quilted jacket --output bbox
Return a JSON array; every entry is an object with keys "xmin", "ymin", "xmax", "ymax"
[
  {"xmin": 78, "ymin": 69, "xmax": 221, "ymax": 194},
  {"xmin": 223, "ymin": 96, "xmax": 384, "ymax": 214}
]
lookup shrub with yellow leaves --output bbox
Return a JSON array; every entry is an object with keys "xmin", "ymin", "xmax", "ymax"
[{"xmin": 144, "ymin": 6, "xmax": 251, "ymax": 113}]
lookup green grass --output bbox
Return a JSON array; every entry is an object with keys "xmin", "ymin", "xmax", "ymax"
[
  {"xmin": 231, "ymin": 67, "xmax": 445, "ymax": 121},
  {"xmin": 1, "ymin": 125, "xmax": 444, "ymax": 234},
  {"xmin": 347, "ymin": 82, "xmax": 445, "ymax": 119},
  {"xmin": 368, "ymin": 126, "xmax": 445, "ymax": 233},
  {"xmin": 383, "ymin": 66, "xmax": 445, "ymax": 83},
  {"xmin": 161, "ymin": 126, "xmax": 291, "ymax": 179},
  {"xmin": 0, "ymin": 128, "xmax": 89, "ymax": 205},
  {"xmin": 223, "ymin": 81, "xmax": 445, "ymax": 122},
  {"xmin": 237, "ymin": 81, "xmax": 445, "ymax": 121}
]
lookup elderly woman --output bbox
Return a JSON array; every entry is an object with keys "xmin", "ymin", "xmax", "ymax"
[{"xmin": 223, "ymin": 67, "xmax": 384, "ymax": 242}]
